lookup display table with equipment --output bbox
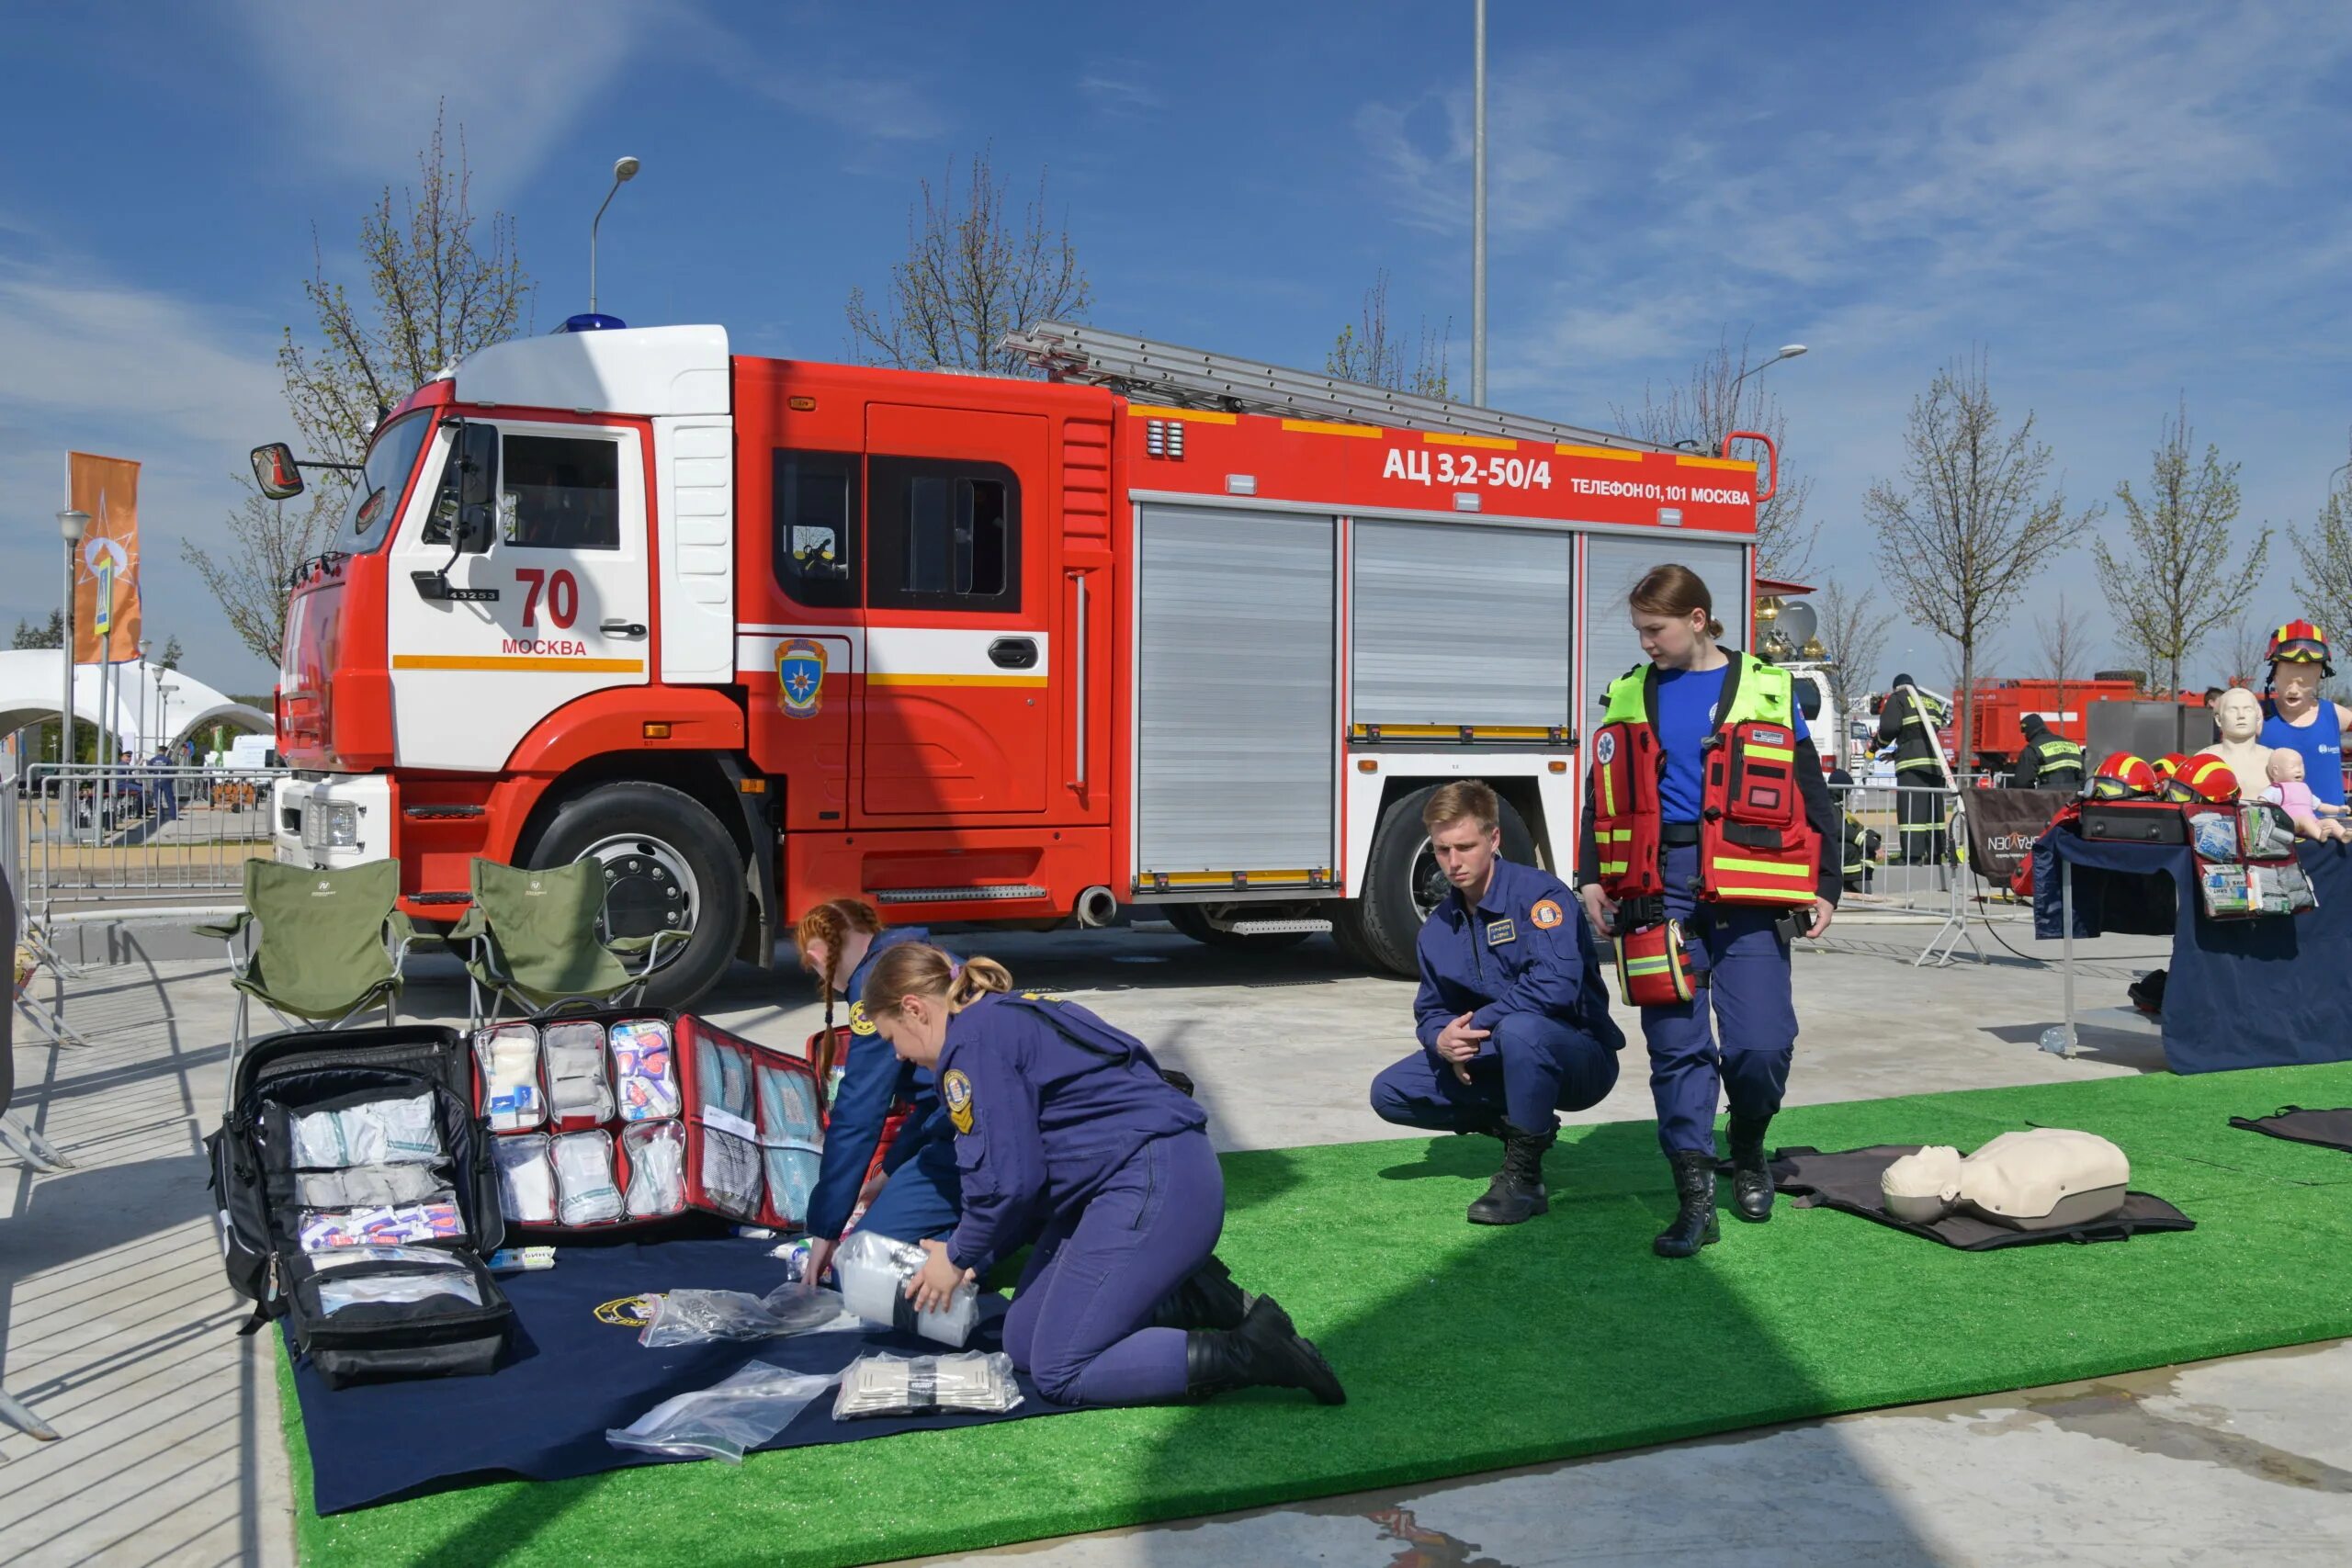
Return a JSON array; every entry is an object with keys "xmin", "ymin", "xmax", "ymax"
[{"xmin": 2032, "ymin": 830, "xmax": 2352, "ymax": 1073}]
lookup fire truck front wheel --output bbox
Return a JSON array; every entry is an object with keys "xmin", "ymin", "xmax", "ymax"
[
  {"xmin": 526, "ymin": 781, "xmax": 748, "ymax": 1008},
  {"xmin": 1337, "ymin": 785, "xmax": 1536, "ymax": 976}
]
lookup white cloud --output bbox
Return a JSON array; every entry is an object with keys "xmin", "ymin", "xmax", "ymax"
[{"xmin": 1079, "ymin": 62, "xmax": 1163, "ymax": 118}]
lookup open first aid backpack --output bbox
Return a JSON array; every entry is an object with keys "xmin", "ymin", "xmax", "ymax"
[
  {"xmin": 472, "ymin": 1007, "xmax": 824, "ymax": 1237},
  {"xmin": 209, "ymin": 1025, "xmax": 514, "ymax": 1388}
]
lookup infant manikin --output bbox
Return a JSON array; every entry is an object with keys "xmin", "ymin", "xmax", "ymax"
[
  {"xmin": 2198, "ymin": 688, "xmax": 2271, "ymax": 800},
  {"xmin": 1880, "ymin": 1128, "xmax": 2130, "ymax": 1231},
  {"xmin": 2261, "ymin": 750, "xmax": 2351, "ymax": 841}
]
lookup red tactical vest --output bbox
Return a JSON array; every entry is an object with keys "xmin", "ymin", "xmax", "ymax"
[{"xmin": 1591, "ymin": 656, "xmax": 1822, "ymax": 908}]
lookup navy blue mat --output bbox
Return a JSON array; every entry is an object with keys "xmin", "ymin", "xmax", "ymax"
[
  {"xmin": 2032, "ymin": 831, "xmax": 2352, "ymax": 1074},
  {"xmin": 286, "ymin": 1239, "xmax": 1067, "ymax": 1515}
]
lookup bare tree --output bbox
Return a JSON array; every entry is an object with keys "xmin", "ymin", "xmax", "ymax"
[
  {"xmin": 1864, "ymin": 351, "xmax": 2096, "ymax": 765},
  {"xmin": 2037, "ymin": 592, "xmax": 2094, "ymax": 688},
  {"xmin": 2091, "ymin": 398, "xmax": 2268, "ymax": 699},
  {"xmin": 2287, "ymin": 430, "xmax": 2352, "ymax": 643},
  {"xmin": 846, "ymin": 150, "xmax": 1091, "ymax": 377},
  {"xmin": 1815, "ymin": 577, "xmax": 1893, "ymax": 727},
  {"xmin": 2220, "ymin": 612, "xmax": 2270, "ymax": 691},
  {"xmin": 1613, "ymin": 330, "xmax": 1818, "ymax": 579},
  {"xmin": 1328, "ymin": 270, "xmax": 1453, "ymax": 399},
  {"xmin": 184, "ymin": 107, "xmax": 531, "ymax": 664}
]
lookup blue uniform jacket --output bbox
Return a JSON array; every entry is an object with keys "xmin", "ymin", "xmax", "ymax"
[
  {"xmin": 938, "ymin": 993, "xmax": 1206, "ymax": 1273},
  {"xmin": 1413, "ymin": 857, "xmax": 1623, "ymax": 1061},
  {"xmin": 804, "ymin": 927, "xmax": 953, "ymax": 1242}
]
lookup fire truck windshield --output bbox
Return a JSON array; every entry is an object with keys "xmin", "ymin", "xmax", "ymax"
[{"xmin": 328, "ymin": 409, "xmax": 434, "ymax": 555}]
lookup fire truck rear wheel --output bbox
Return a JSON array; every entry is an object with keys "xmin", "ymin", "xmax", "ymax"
[
  {"xmin": 1338, "ymin": 785, "xmax": 1536, "ymax": 976},
  {"xmin": 526, "ymin": 781, "xmax": 747, "ymax": 1009},
  {"xmin": 1162, "ymin": 903, "xmax": 1314, "ymax": 952}
]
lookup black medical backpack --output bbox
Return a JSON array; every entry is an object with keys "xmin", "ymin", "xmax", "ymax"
[{"xmin": 208, "ymin": 1024, "xmax": 513, "ymax": 1388}]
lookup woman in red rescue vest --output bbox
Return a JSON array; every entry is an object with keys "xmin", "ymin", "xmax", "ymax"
[{"xmin": 1576, "ymin": 565, "xmax": 1840, "ymax": 1258}]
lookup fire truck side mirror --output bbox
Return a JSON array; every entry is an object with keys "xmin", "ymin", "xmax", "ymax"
[
  {"xmin": 451, "ymin": 422, "xmax": 499, "ymax": 553},
  {"xmin": 251, "ymin": 443, "xmax": 304, "ymax": 501}
]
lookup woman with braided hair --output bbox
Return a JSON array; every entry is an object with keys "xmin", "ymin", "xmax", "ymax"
[{"xmin": 794, "ymin": 897, "xmax": 962, "ymax": 1286}]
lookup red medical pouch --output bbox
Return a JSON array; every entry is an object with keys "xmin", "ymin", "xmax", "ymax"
[
  {"xmin": 1590, "ymin": 719, "xmax": 1666, "ymax": 898},
  {"xmin": 1698, "ymin": 720, "xmax": 1819, "ymax": 906},
  {"xmin": 473, "ymin": 1010, "xmax": 823, "ymax": 1238},
  {"xmin": 1615, "ymin": 920, "xmax": 1698, "ymax": 1008}
]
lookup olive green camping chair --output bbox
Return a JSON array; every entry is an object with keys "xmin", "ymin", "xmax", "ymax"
[
  {"xmin": 196, "ymin": 859, "xmax": 414, "ymax": 1108},
  {"xmin": 450, "ymin": 858, "xmax": 684, "ymax": 1029}
]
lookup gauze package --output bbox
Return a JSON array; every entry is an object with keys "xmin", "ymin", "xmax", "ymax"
[
  {"xmin": 636, "ymin": 1282, "xmax": 854, "ymax": 1348},
  {"xmin": 694, "ymin": 1034, "xmax": 763, "ymax": 1220},
  {"xmin": 294, "ymin": 1163, "xmax": 451, "ymax": 1210},
  {"xmin": 835, "ymin": 1229, "xmax": 977, "ymax": 1348},
  {"xmin": 756, "ymin": 1062, "xmax": 822, "ymax": 1227},
  {"xmin": 288, "ymin": 1093, "xmax": 441, "ymax": 1168},
  {"xmin": 493, "ymin": 1134, "xmax": 557, "ymax": 1224},
  {"xmin": 831, "ymin": 1351, "xmax": 1021, "ymax": 1420},
  {"xmin": 299, "ymin": 1202, "xmax": 465, "ymax": 1251},
  {"xmin": 623, "ymin": 1120, "xmax": 687, "ymax": 1218},
  {"xmin": 553, "ymin": 1130, "xmax": 624, "ymax": 1226},
  {"xmin": 543, "ymin": 1021, "xmax": 615, "ymax": 1124},
  {"xmin": 611, "ymin": 1019, "xmax": 681, "ymax": 1122},
  {"xmin": 473, "ymin": 1023, "xmax": 544, "ymax": 1131},
  {"xmin": 317, "ymin": 1270, "xmax": 483, "ymax": 1315},
  {"xmin": 306, "ymin": 1245, "xmax": 470, "ymax": 1274},
  {"xmin": 606, "ymin": 1361, "xmax": 838, "ymax": 1464}
]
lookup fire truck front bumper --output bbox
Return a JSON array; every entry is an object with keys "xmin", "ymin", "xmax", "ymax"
[{"xmin": 272, "ymin": 774, "xmax": 394, "ymax": 871}]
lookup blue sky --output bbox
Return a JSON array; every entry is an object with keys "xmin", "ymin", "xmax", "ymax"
[{"xmin": 3, "ymin": 0, "xmax": 2348, "ymax": 693}]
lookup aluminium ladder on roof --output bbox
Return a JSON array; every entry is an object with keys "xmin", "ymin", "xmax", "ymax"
[{"xmin": 999, "ymin": 322, "xmax": 1678, "ymax": 456}]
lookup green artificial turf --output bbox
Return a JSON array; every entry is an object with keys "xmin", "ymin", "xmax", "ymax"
[{"xmin": 288, "ymin": 1061, "xmax": 2352, "ymax": 1568}]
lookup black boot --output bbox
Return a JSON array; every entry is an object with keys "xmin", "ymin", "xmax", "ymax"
[
  {"xmin": 1184, "ymin": 1295, "xmax": 1347, "ymax": 1404},
  {"xmin": 1465, "ymin": 1123, "xmax": 1555, "ymax": 1225},
  {"xmin": 1652, "ymin": 1149, "xmax": 1721, "ymax": 1258},
  {"xmin": 1147, "ymin": 1253, "xmax": 1254, "ymax": 1332},
  {"xmin": 1726, "ymin": 1114, "xmax": 1775, "ymax": 1223}
]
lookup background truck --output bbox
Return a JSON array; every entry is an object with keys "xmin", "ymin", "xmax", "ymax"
[{"xmin": 255, "ymin": 319, "xmax": 1768, "ymax": 1003}]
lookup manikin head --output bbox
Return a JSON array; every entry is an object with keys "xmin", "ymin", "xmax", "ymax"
[
  {"xmin": 2272, "ymin": 660, "xmax": 2324, "ymax": 713},
  {"xmin": 2212, "ymin": 687, "xmax": 2264, "ymax": 744},
  {"xmin": 1628, "ymin": 562, "xmax": 1723, "ymax": 671},
  {"xmin": 2268, "ymin": 749, "xmax": 2306, "ymax": 785},
  {"xmin": 1881, "ymin": 1145, "xmax": 1964, "ymax": 1223},
  {"xmin": 1423, "ymin": 781, "xmax": 1503, "ymax": 899},
  {"xmin": 860, "ymin": 942, "xmax": 1012, "ymax": 1070}
]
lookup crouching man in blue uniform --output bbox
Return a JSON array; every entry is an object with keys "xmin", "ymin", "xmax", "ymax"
[
  {"xmin": 1369, "ymin": 780, "xmax": 1624, "ymax": 1224},
  {"xmin": 865, "ymin": 944, "xmax": 1345, "ymax": 1408}
]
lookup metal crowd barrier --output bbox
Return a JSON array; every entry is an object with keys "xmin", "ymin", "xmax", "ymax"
[
  {"xmin": 13, "ymin": 762, "xmax": 289, "ymax": 933},
  {"xmin": 1826, "ymin": 778, "xmax": 2040, "ymax": 968}
]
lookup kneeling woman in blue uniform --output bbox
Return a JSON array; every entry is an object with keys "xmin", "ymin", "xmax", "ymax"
[
  {"xmin": 863, "ymin": 944, "xmax": 1345, "ymax": 1408},
  {"xmin": 793, "ymin": 898, "xmax": 960, "ymax": 1287},
  {"xmin": 1576, "ymin": 564, "xmax": 1839, "ymax": 1257}
]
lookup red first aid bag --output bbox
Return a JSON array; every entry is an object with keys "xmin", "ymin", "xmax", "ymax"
[{"xmin": 1615, "ymin": 920, "xmax": 1698, "ymax": 1008}]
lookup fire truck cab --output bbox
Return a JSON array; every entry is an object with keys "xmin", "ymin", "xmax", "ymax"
[{"xmin": 263, "ymin": 321, "xmax": 1764, "ymax": 1004}]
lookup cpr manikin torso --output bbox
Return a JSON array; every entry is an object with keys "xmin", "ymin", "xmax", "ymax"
[
  {"xmin": 1880, "ymin": 1128, "xmax": 2131, "ymax": 1231},
  {"xmin": 2199, "ymin": 689, "xmax": 2271, "ymax": 801},
  {"xmin": 2261, "ymin": 749, "xmax": 2351, "ymax": 840}
]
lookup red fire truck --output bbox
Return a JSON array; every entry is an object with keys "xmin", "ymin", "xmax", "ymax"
[
  {"xmin": 254, "ymin": 320, "xmax": 1768, "ymax": 1003},
  {"xmin": 1930, "ymin": 676, "xmax": 2211, "ymax": 773}
]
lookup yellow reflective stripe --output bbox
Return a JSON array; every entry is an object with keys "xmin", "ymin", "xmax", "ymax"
[
  {"xmin": 1713, "ymin": 858, "xmax": 1814, "ymax": 878},
  {"xmin": 1600, "ymin": 759, "xmax": 1618, "ymax": 817},
  {"xmin": 1715, "ymin": 888, "xmax": 1815, "ymax": 904},
  {"xmin": 1623, "ymin": 959, "xmax": 1673, "ymax": 975},
  {"xmin": 1600, "ymin": 861, "xmax": 1629, "ymax": 874},
  {"xmin": 1746, "ymin": 745, "xmax": 1795, "ymax": 762}
]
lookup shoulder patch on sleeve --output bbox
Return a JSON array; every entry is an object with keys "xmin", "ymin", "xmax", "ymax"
[
  {"xmin": 942, "ymin": 1068, "xmax": 975, "ymax": 1135},
  {"xmin": 1530, "ymin": 897, "xmax": 1565, "ymax": 930},
  {"xmin": 847, "ymin": 1000, "xmax": 876, "ymax": 1036}
]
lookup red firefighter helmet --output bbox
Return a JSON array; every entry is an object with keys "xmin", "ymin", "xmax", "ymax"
[
  {"xmin": 2088, "ymin": 752, "xmax": 2159, "ymax": 801},
  {"xmin": 2165, "ymin": 753, "xmax": 2239, "ymax": 805},
  {"xmin": 2265, "ymin": 619, "xmax": 2334, "ymax": 675}
]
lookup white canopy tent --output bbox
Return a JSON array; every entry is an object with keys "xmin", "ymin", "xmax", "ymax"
[{"xmin": 0, "ymin": 650, "xmax": 271, "ymax": 763}]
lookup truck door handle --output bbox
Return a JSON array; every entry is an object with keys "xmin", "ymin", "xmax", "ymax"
[
  {"xmin": 988, "ymin": 637, "xmax": 1038, "ymax": 670},
  {"xmin": 600, "ymin": 619, "xmax": 648, "ymax": 637}
]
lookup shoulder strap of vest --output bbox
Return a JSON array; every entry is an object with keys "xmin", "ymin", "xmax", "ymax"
[
  {"xmin": 1602, "ymin": 665, "xmax": 1653, "ymax": 724},
  {"xmin": 1716, "ymin": 649, "xmax": 1747, "ymax": 717}
]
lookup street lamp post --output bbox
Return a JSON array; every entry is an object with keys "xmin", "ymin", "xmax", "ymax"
[
  {"xmin": 589, "ymin": 156, "xmax": 640, "ymax": 317},
  {"xmin": 136, "ymin": 637, "xmax": 151, "ymax": 757},
  {"xmin": 55, "ymin": 510, "xmax": 86, "ymax": 768},
  {"xmin": 1471, "ymin": 0, "xmax": 1487, "ymax": 406}
]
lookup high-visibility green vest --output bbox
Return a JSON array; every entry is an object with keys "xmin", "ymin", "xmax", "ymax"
[
  {"xmin": 2034, "ymin": 739, "xmax": 2086, "ymax": 780},
  {"xmin": 1600, "ymin": 652, "xmax": 1796, "ymax": 729}
]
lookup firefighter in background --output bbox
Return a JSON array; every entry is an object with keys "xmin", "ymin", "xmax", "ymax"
[
  {"xmin": 1875, "ymin": 674, "xmax": 1950, "ymax": 863},
  {"xmin": 1829, "ymin": 766, "xmax": 1879, "ymax": 892},
  {"xmin": 2007, "ymin": 714, "xmax": 2086, "ymax": 792},
  {"xmin": 1577, "ymin": 564, "xmax": 1840, "ymax": 1258},
  {"xmin": 2259, "ymin": 621, "xmax": 2350, "ymax": 807}
]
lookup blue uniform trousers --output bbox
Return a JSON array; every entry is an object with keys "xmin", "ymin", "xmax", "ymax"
[
  {"xmin": 1643, "ymin": 844, "xmax": 1799, "ymax": 1156},
  {"xmin": 854, "ymin": 1119, "xmax": 963, "ymax": 1243},
  {"xmin": 1001, "ymin": 1131, "xmax": 1223, "ymax": 1406},
  {"xmin": 1369, "ymin": 1011, "xmax": 1620, "ymax": 1134}
]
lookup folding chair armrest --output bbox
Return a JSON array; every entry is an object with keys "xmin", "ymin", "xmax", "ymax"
[
  {"xmin": 446, "ymin": 905, "xmax": 488, "ymax": 944},
  {"xmin": 190, "ymin": 911, "xmax": 251, "ymax": 942}
]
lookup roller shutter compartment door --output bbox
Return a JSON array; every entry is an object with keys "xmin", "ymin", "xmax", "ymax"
[
  {"xmin": 1136, "ymin": 506, "xmax": 1337, "ymax": 876},
  {"xmin": 1581, "ymin": 536, "xmax": 1751, "ymax": 728},
  {"xmin": 1351, "ymin": 522, "xmax": 1571, "ymax": 728}
]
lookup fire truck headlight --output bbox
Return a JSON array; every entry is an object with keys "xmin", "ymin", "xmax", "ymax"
[{"xmin": 302, "ymin": 800, "xmax": 361, "ymax": 849}]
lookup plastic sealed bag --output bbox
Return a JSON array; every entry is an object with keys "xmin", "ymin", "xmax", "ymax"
[
  {"xmin": 611, "ymin": 1019, "xmax": 682, "ymax": 1122},
  {"xmin": 305, "ymin": 1244, "xmax": 471, "ymax": 1273},
  {"xmin": 553, "ymin": 1131, "xmax": 624, "ymax": 1226},
  {"xmin": 831, "ymin": 1351, "xmax": 1022, "ymax": 1420},
  {"xmin": 474, "ymin": 1022, "xmax": 544, "ymax": 1131},
  {"xmin": 289, "ymin": 1093, "xmax": 442, "ymax": 1168},
  {"xmin": 543, "ymin": 1021, "xmax": 615, "ymax": 1123},
  {"xmin": 294, "ymin": 1162, "xmax": 451, "ymax": 1209},
  {"xmin": 606, "ymin": 1360, "xmax": 838, "ymax": 1464},
  {"xmin": 623, "ymin": 1120, "xmax": 687, "ymax": 1218},
  {"xmin": 636, "ymin": 1282, "xmax": 854, "ymax": 1348},
  {"xmin": 494, "ymin": 1134, "xmax": 558, "ymax": 1224},
  {"xmin": 317, "ymin": 1269, "xmax": 483, "ymax": 1314},
  {"xmin": 835, "ymin": 1229, "xmax": 977, "ymax": 1348}
]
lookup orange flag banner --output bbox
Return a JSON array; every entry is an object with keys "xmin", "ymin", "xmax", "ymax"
[{"xmin": 68, "ymin": 452, "xmax": 142, "ymax": 665}]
